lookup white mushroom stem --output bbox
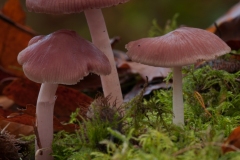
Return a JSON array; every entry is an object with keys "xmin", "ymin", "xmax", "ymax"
[
  {"xmin": 35, "ymin": 83, "xmax": 58, "ymax": 160},
  {"xmin": 84, "ymin": 9, "xmax": 123, "ymax": 107},
  {"xmin": 172, "ymin": 66, "xmax": 184, "ymax": 125}
]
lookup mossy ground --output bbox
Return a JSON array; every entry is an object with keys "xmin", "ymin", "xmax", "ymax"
[
  {"xmin": 42, "ymin": 65, "xmax": 240, "ymax": 160},
  {"xmin": 16, "ymin": 15, "xmax": 240, "ymax": 160}
]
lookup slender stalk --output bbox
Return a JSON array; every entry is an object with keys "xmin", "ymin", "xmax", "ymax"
[
  {"xmin": 84, "ymin": 9, "xmax": 123, "ymax": 107},
  {"xmin": 35, "ymin": 83, "xmax": 58, "ymax": 160},
  {"xmin": 172, "ymin": 66, "xmax": 184, "ymax": 125}
]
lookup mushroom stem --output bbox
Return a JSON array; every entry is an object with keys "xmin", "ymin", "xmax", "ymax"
[
  {"xmin": 172, "ymin": 66, "xmax": 184, "ymax": 125},
  {"xmin": 84, "ymin": 9, "xmax": 123, "ymax": 108},
  {"xmin": 35, "ymin": 83, "xmax": 58, "ymax": 160}
]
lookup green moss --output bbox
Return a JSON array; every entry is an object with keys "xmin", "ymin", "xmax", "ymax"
[
  {"xmin": 50, "ymin": 17, "xmax": 240, "ymax": 160},
  {"xmin": 84, "ymin": 66, "xmax": 240, "ymax": 160}
]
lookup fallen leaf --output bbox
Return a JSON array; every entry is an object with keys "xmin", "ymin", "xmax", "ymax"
[
  {"xmin": 1, "ymin": 0, "xmax": 25, "ymax": 23},
  {"xmin": 71, "ymin": 49, "xmax": 130, "ymax": 92},
  {"xmin": 14, "ymin": 104, "xmax": 77, "ymax": 132},
  {"xmin": 112, "ymin": 49, "xmax": 172, "ymax": 98},
  {"xmin": 0, "ymin": 120, "xmax": 33, "ymax": 137},
  {"xmin": 207, "ymin": 2, "xmax": 240, "ymax": 33},
  {"xmin": 0, "ymin": 0, "xmax": 34, "ymax": 77},
  {"xmin": 0, "ymin": 106, "xmax": 12, "ymax": 119},
  {"xmin": 2, "ymin": 78, "xmax": 93, "ymax": 122},
  {"xmin": 222, "ymin": 126, "xmax": 240, "ymax": 153},
  {"xmin": 211, "ymin": 16, "xmax": 240, "ymax": 50},
  {"xmin": 4, "ymin": 113, "xmax": 34, "ymax": 126},
  {"xmin": 124, "ymin": 79, "xmax": 171, "ymax": 102},
  {"xmin": 207, "ymin": 2, "xmax": 240, "ymax": 50},
  {"xmin": 195, "ymin": 59, "xmax": 240, "ymax": 73},
  {"xmin": 2, "ymin": 113, "xmax": 76, "ymax": 133},
  {"xmin": 0, "ymin": 104, "xmax": 77, "ymax": 133},
  {"xmin": 118, "ymin": 61, "xmax": 171, "ymax": 81}
]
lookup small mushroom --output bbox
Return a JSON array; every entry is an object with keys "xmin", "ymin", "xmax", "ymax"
[
  {"xmin": 126, "ymin": 27, "xmax": 231, "ymax": 125},
  {"xmin": 26, "ymin": 0, "xmax": 130, "ymax": 107},
  {"xmin": 18, "ymin": 29, "xmax": 111, "ymax": 160}
]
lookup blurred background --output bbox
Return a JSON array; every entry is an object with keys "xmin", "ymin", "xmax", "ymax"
[{"xmin": 1, "ymin": 0, "xmax": 239, "ymax": 50}]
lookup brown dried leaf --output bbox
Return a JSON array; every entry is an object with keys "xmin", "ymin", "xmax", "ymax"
[
  {"xmin": 3, "ymin": 78, "xmax": 93, "ymax": 122},
  {"xmin": 0, "ymin": 106, "xmax": 77, "ymax": 133},
  {"xmin": 0, "ymin": 120, "xmax": 33, "ymax": 137},
  {"xmin": 118, "ymin": 61, "xmax": 171, "ymax": 81},
  {"xmin": 222, "ymin": 126, "xmax": 240, "ymax": 153},
  {"xmin": 207, "ymin": 2, "xmax": 240, "ymax": 50},
  {"xmin": 207, "ymin": 2, "xmax": 240, "ymax": 33}
]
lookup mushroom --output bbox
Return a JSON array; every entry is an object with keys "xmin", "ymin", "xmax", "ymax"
[
  {"xmin": 26, "ymin": 0, "xmax": 130, "ymax": 107},
  {"xmin": 125, "ymin": 27, "xmax": 231, "ymax": 125},
  {"xmin": 18, "ymin": 29, "xmax": 111, "ymax": 160}
]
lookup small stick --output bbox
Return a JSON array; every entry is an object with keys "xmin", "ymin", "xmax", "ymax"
[
  {"xmin": 194, "ymin": 91, "xmax": 212, "ymax": 117},
  {"xmin": 0, "ymin": 122, "xmax": 11, "ymax": 134},
  {"xmin": 32, "ymin": 120, "xmax": 43, "ymax": 155}
]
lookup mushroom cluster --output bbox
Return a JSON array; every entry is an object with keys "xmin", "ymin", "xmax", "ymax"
[
  {"xmin": 19, "ymin": 1, "xmax": 130, "ymax": 159},
  {"xmin": 126, "ymin": 27, "xmax": 231, "ymax": 125},
  {"xmin": 26, "ymin": 0, "xmax": 130, "ymax": 107}
]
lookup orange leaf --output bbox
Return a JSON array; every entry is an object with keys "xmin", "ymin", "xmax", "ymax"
[
  {"xmin": 1, "ymin": 0, "xmax": 25, "ymax": 24},
  {"xmin": 0, "ymin": 0, "xmax": 34, "ymax": 77},
  {"xmin": 222, "ymin": 126, "xmax": 240, "ymax": 153}
]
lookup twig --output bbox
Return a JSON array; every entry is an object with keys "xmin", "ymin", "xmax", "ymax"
[
  {"xmin": 32, "ymin": 120, "xmax": 43, "ymax": 155},
  {"xmin": 173, "ymin": 144, "xmax": 202, "ymax": 156},
  {"xmin": 194, "ymin": 91, "xmax": 212, "ymax": 117},
  {"xmin": 0, "ymin": 122, "xmax": 11, "ymax": 134}
]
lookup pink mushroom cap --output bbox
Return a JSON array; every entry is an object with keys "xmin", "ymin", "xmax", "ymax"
[
  {"xmin": 18, "ymin": 29, "xmax": 111, "ymax": 85},
  {"xmin": 125, "ymin": 27, "xmax": 231, "ymax": 67},
  {"xmin": 26, "ymin": 0, "xmax": 129, "ymax": 14}
]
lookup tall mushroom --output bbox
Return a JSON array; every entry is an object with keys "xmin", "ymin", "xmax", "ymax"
[
  {"xmin": 125, "ymin": 27, "xmax": 231, "ymax": 125},
  {"xmin": 18, "ymin": 29, "xmax": 111, "ymax": 160},
  {"xmin": 26, "ymin": 0, "xmax": 130, "ymax": 107}
]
